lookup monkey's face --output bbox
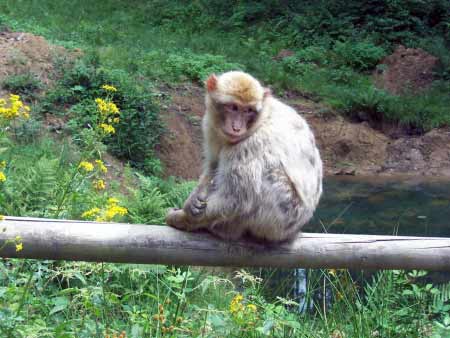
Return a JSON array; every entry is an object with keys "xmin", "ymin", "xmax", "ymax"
[
  {"xmin": 206, "ymin": 72, "xmax": 266, "ymax": 145},
  {"xmin": 219, "ymin": 102, "xmax": 258, "ymax": 144}
]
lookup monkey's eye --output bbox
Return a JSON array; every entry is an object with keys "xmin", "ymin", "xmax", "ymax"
[
  {"xmin": 231, "ymin": 104, "xmax": 239, "ymax": 112},
  {"xmin": 246, "ymin": 108, "xmax": 256, "ymax": 115}
]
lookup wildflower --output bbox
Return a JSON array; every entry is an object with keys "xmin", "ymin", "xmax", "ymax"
[
  {"xmin": 0, "ymin": 94, "xmax": 30, "ymax": 120},
  {"xmin": 230, "ymin": 294, "xmax": 244, "ymax": 314},
  {"xmin": 113, "ymin": 117, "xmax": 120, "ymax": 124},
  {"xmin": 79, "ymin": 161, "xmax": 94, "ymax": 172},
  {"xmin": 95, "ymin": 159, "xmax": 108, "ymax": 173},
  {"xmin": 106, "ymin": 102, "xmax": 119, "ymax": 115},
  {"xmin": 102, "ymin": 204, "xmax": 128, "ymax": 221},
  {"xmin": 0, "ymin": 161, "xmax": 6, "ymax": 169},
  {"xmin": 81, "ymin": 207, "xmax": 101, "ymax": 219},
  {"xmin": 246, "ymin": 304, "xmax": 257, "ymax": 312},
  {"xmin": 107, "ymin": 197, "xmax": 119, "ymax": 205},
  {"xmin": 93, "ymin": 179, "xmax": 106, "ymax": 190},
  {"xmin": 14, "ymin": 235, "xmax": 23, "ymax": 252},
  {"xmin": 95, "ymin": 98, "xmax": 108, "ymax": 114},
  {"xmin": 100, "ymin": 123, "xmax": 115, "ymax": 134},
  {"xmin": 328, "ymin": 269, "xmax": 337, "ymax": 277},
  {"xmin": 0, "ymin": 172, "xmax": 6, "ymax": 182},
  {"xmin": 95, "ymin": 98, "xmax": 120, "ymax": 116},
  {"xmin": 101, "ymin": 84, "xmax": 117, "ymax": 92}
]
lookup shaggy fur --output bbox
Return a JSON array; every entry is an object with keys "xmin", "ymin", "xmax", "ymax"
[{"xmin": 166, "ymin": 71, "xmax": 323, "ymax": 243}]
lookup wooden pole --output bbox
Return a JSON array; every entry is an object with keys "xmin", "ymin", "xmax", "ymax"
[{"xmin": 0, "ymin": 216, "xmax": 449, "ymax": 270}]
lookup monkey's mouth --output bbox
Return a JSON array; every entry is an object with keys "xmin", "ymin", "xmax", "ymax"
[{"xmin": 222, "ymin": 131, "xmax": 245, "ymax": 144}]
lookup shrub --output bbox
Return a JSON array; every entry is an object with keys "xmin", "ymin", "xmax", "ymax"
[
  {"xmin": 332, "ymin": 40, "xmax": 387, "ymax": 71},
  {"xmin": 143, "ymin": 50, "xmax": 245, "ymax": 82},
  {"xmin": 44, "ymin": 57, "xmax": 164, "ymax": 165},
  {"xmin": 2, "ymin": 73, "xmax": 42, "ymax": 100}
]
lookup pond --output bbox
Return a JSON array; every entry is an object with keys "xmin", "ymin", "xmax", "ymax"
[
  {"xmin": 264, "ymin": 176, "xmax": 450, "ymax": 309},
  {"xmin": 307, "ymin": 176, "xmax": 450, "ymax": 237}
]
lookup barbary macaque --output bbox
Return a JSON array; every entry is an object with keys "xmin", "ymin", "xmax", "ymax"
[{"xmin": 166, "ymin": 71, "xmax": 322, "ymax": 242}]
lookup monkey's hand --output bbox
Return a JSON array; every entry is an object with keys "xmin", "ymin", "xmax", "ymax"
[{"xmin": 184, "ymin": 189, "xmax": 208, "ymax": 218}]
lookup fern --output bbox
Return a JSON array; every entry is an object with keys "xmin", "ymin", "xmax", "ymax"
[
  {"xmin": 125, "ymin": 174, "xmax": 197, "ymax": 225},
  {"xmin": 434, "ymin": 282, "xmax": 450, "ymax": 308},
  {"xmin": 165, "ymin": 180, "xmax": 197, "ymax": 209},
  {"xmin": 2, "ymin": 157, "xmax": 59, "ymax": 216}
]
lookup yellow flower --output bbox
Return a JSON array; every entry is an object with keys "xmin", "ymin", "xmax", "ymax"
[
  {"xmin": 0, "ymin": 161, "xmax": 6, "ymax": 169},
  {"xmin": 93, "ymin": 179, "xmax": 106, "ymax": 190},
  {"xmin": 96, "ymin": 199, "xmax": 128, "ymax": 222},
  {"xmin": 246, "ymin": 304, "xmax": 257, "ymax": 312},
  {"xmin": 101, "ymin": 84, "xmax": 117, "ymax": 92},
  {"xmin": 0, "ymin": 94, "xmax": 30, "ymax": 120},
  {"xmin": 0, "ymin": 172, "xmax": 6, "ymax": 182},
  {"xmin": 95, "ymin": 98, "xmax": 119, "ymax": 116},
  {"xmin": 99, "ymin": 123, "xmax": 115, "ymax": 134},
  {"xmin": 106, "ymin": 102, "xmax": 119, "ymax": 115},
  {"xmin": 95, "ymin": 98, "xmax": 107, "ymax": 114},
  {"xmin": 95, "ymin": 159, "xmax": 108, "ymax": 173},
  {"xmin": 15, "ymin": 242, "xmax": 23, "ymax": 252},
  {"xmin": 78, "ymin": 161, "xmax": 94, "ymax": 172},
  {"xmin": 10, "ymin": 94, "xmax": 20, "ymax": 101},
  {"xmin": 230, "ymin": 294, "xmax": 244, "ymax": 314},
  {"xmin": 81, "ymin": 207, "xmax": 101, "ymax": 219},
  {"xmin": 107, "ymin": 197, "xmax": 119, "ymax": 205},
  {"xmin": 113, "ymin": 117, "xmax": 120, "ymax": 123}
]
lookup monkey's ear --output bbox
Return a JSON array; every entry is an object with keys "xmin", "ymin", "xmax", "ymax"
[
  {"xmin": 263, "ymin": 87, "xmax": 272, "ymax": 98},
  {"xmin": 206, "ymin": 74, "xmax": 218, "ymax": 92}
]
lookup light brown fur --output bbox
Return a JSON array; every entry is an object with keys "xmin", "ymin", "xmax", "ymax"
[{"xmin": 166, "ymin": 71, "xmax": 322, "ymax": 243}]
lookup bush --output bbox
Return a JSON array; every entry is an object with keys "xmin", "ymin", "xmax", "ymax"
[
  {"xmin": 143, "ymin": 50, "xmax": 245, "ymax": 82},
  {"xmin": 44, "ymin": 57, "xmax": 164, "ymax": 165},
  {"xmin": 2, "ymin": 73, "xmax": 42, "ymax": 100},
  {"xmin": 332, "ymin": 40, "xmax": 387, "ymax": 71}
]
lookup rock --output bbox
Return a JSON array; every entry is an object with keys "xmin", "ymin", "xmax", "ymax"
[
  {"xmin": 333, "ymin": 168, "xmax": 357, "ymax": 176},
  {"xmin": 374, "ymin": 45, "xmax": 439, "ymax": 95}
]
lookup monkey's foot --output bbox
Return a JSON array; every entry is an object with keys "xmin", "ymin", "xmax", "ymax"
[{"xmin": 165, "ymin": 208, "xmax": 189, "ymax": 230}]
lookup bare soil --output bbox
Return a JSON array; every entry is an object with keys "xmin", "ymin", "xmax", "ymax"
[
  {"xmin": 0, "ymin": 31, "xmax": 75, "ymax": 96},
  {"xmin": 157, "ymin": 84, "xmax": 450, "ymax": 179},
  {"xmin": 374, "ymin": 45, "xmax": 439, "ymax": 95}
]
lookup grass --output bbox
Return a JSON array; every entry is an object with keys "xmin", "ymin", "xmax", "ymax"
[
  {"xmin": 1, "ymin": 0, "xmax": 449, "ymax": 131},
  {"xmin": 0, "ymin": 1, "xmax": 449, "ymax": 336}
]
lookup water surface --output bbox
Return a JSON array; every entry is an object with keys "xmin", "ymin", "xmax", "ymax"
[{"xmin": 306, "ymin": 176, "xmax": 450, "ymax": 237}]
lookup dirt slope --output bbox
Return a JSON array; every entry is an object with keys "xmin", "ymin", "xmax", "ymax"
[
  {"xmin": 157, "ymin": 84, "xmax": 450, "ymax": 178},
  {"xmin": 0, "ymin": 30, "xmax": 73, "ymax": 96}
]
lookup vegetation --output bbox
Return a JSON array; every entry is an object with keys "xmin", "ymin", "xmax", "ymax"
[
  {"xmin": 0, "ymin": 0, "xmax": 449, "ymax": 130},
  {"xmin": 0, "ymin": 0, "xmax": 449, "ymax": 337}
]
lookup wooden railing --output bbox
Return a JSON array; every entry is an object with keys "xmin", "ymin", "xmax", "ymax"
[{"xmin": 0, "ymin": 216, "xmax": 449, "ymax": 270}]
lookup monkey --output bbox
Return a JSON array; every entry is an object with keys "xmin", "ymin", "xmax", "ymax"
[{"xmin": 166, "ymin": 71, "xmax": 322, "ymax": 243}]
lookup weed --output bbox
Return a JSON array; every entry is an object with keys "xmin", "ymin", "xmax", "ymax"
[{"xmin": 2, "ymin": 73, "xmax": 42, "ymax": 100}]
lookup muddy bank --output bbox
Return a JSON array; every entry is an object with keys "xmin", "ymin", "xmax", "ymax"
[{"xmin": 157, "ymin": 84, "xmax": 450, "ymax": 179}]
